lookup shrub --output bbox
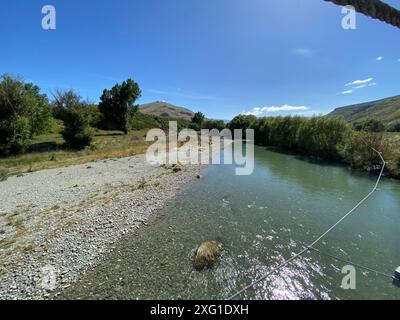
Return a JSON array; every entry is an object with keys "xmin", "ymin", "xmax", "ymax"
[
  {"xmin": 229, "ymin": 115, "xmax": 256, "ymax": 131},
  {"xmin": 99, "ymin": 79, "xmax": 141, "ymax": 134},
  {"xmin": 387, "ymin": 122, "xmax": 400, "ymax": 132},
  {"xmin": 188, "ymin": 122, "xmax": 200, "ymax": 131},
  {"xmin": 387, "ymin": 154, "xmax": 400, "ymax": 177},
  {"xmin": 0, "ymin": 74, "xmax": 50, "ymax": 155},
  {"xmin": 53, "ymin": 90, "xmax": 94, "ymax": 149},
  {"xmin": 62, "ymin": 124, "xmax": 93, "ymax": 149},
  {"xmin": 129, "ymin": 112, "xmax": 162, "ymax": 130},
  {"xmin": 230, "ymin": 114, "xmax": 349, "ymax": 160},
  {"xmin": 0, "ymin": 167, "xmax": 8, "ymax": 181},
  {"xmin": 353, "ymin": 119, "xmax": 385, "ymax": 132},
  {"xmin": 340, "ymin": 131, "xmax": 389, "ymax": 169},
  {"xmin": 203, "ymin": 119, "xmax": 226, "ymax": 131},
  {"xmin": 252, "ymin": 117, "xmax": 273, "ymax": 145},
  {"xmin": 177, "ymin": 119, "xmax": 192, "ymax": 131},
  {"xmin": 87, "ymin": 104, "xmax": 102, "ymax": 128},
  {"xmin": 6, "ymin": 116, "xmax": 32, "ymax": 154},
  {"xmin": 297, "ymin": 117, "xmax": 350, "ymax": 160},
  {"xmin": 268, "ymin": 116, "xmax": 304, "ymax": 150}
]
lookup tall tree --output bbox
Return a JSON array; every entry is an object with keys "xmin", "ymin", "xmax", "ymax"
[
  {"xmin": 191, "ymin": 112, "xmax": 205, "ymax": 128},
  {"xmin": 53, "ymin": 89, "xmax": 93, "ymax": 149},
  {"xmin": 0, "ymin": 74, "xmax": 50, "ymax": 155},
  {"xmin": 99, "ymin": 79, "xmax": 141, "ymax": 134}
]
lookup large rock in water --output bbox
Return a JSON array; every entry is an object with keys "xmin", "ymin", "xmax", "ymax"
[{"xmin": 192, "ymin": 240, "xmax": 222, "ymax": 270}]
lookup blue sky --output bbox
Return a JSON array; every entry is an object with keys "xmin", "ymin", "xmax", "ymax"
[{"xmin": 0, "ymin": 0, "xmax": 399, "ymax": 120}]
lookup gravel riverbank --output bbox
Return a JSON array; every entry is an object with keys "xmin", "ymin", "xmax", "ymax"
[{"xmin": 0, "ymin": 154, "xmax": 202, "ymax": 299}]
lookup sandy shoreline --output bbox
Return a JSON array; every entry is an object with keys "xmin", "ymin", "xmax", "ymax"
[{"xmin": 0, "ymin": 154, "xmax": 202, "ymax": 299}]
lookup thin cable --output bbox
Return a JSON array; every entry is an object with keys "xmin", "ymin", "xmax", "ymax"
[
  {"xmin": 308, "ymin": 246, "xmax": 395, "ymax": 280},
  {"xmin": 227, "ymin": 148, "xmax": 386, "ymax": 300}
]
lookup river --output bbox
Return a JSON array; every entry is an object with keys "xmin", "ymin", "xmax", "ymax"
[{"xmin": 61, "ymin": 146, "xmax": 400, "ymax": 300}]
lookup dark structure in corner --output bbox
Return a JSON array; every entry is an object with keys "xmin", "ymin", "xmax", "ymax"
[{"xmin": 324, "ymin": 0, "xmax": 400, "ymax": 29}]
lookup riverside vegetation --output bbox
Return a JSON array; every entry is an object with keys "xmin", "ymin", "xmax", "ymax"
[
  {"xmin": 0, "ymin": 75, "xmax": 209, "ymax": 177},
  {"xmin": 229, "ymin": 114, "xmax": 400, "ymax": 179},
  {"xmin": 0, "ymin": 73, "xmax": 399, "ymax": 179}
]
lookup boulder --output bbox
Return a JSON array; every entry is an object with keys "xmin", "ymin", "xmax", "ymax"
[
  {"xmin": 192, "ymin": 240, "xmax": 222, "ymax": 270},
  {"xmin": 171, "ymin": 164, "xmax": 182, "ymax": 172}
]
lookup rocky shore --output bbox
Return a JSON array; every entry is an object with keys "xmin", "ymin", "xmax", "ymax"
[{"xmin": 0, "ymin": 155, "xmax": 202, "ymax": 299}]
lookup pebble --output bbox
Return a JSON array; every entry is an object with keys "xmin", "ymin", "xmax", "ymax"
[{"xmin": 0, "ymin": 154, "xmax": 203, "ymax": 300}]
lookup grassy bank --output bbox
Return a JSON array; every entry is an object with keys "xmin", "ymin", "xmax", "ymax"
[
  {"xmin": 2, "ymin": 116, "xmax": 400, "ymax": 180},
  {"xmin": 0, "ymin": 129, "xmax": 151, "ymax": 176}
]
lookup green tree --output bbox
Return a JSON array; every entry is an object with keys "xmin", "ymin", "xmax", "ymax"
[
  {"xmin": 387, "ymin": 122, "xmax": 400, "ymax": 132},
  {"xmin": 267, "ymin": 116, "xmax": 304, "ymax": 150},
  {"xmin": 0, "ymin": 74, "xmax": 50, "ymax": 155},
  {"xmin": 99, "ymin": 79, "xmax": 141, "ymax": 134},
  {"xmin": 252, "ymin": 117, "xmax": 271, "ymax": 145},
  {"xmin": 353, "ymin": 119, "xmax": 385, "ymax": 132},
  {"xmin": 229, "ymin": 114, "xmax": 349, "ymax": 160},
  {"xmin": 229, "ymin": 115, "xmax": 257, "ymax": 131},
  {"xmin": 191, "ymin": 112, "xmax": 205, "ymax": 129},
  {"xmin": 297, "ymin": 117, "xmax": 349, "ymax": 160},
  {"xmin": 53, "ymin": 90, "xmax": 93, "ymax": 149},
  {"xmin": 203, "ymin": 119, "xmax": 226, "ymax": 131}
]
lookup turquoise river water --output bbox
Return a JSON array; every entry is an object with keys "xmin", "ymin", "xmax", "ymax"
[{"xmin": 62, "ymin": 146, "xmax": 400, "ymax": 300}]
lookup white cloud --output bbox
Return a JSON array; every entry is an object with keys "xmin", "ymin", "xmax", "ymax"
[
  {"xmin": 266, "ymin": 105, "xmax": 309, "ymax": 112},
  {"xmin": 354, "ymin": 82, "xmax": 376, "ymax": 89},
  {"xmin": 345, "ymin": 78, "xmax": 373, "ymax": 86},
  {"xmin": 377, "ymin": 56, "xmax": 383, "ymax": 61},
  {"xmin": 341, "ymin": 89, "xmax": 353, "ymax": 95},
  {"xmin": 242, "ymin": 105, "xmax": 309, "ymax": 116},
  {"xmin": 354, "ymin": 84, "xmax": 367, "ymax": 89},
  {"xmin": 340, "ymin": 79, "xmax": 377, "ymax": 95}
]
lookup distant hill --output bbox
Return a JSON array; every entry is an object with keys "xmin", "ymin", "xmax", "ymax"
[
  {"xmin": 138, "ymin": 101, "xmax": 195, "ymax": 120},
  {"xmin": 328, "ymin": 95, "xmax": 400, "ymax": 126}
]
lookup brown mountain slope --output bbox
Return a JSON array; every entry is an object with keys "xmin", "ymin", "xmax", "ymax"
[
  {"xmin": 138, "ymin": 101, "xmax": 194, "ymax": 120},
  {"xmin": 328, "ymin": 95, "xmax": 400, "ymax": 126}
]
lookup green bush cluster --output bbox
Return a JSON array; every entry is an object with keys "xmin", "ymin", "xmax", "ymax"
[
  {"xmin": 53, "ymin": 90, "xmax": 94, "ymax": 150},
  {"xmin": 353, "ymin": 119, "xmax": 385, "ymax": 132},
  {"xmin": 387, "ymin": 122, "xmax": 400, "ymax": 132},
  {"xmin": 250, "ymin": 116, "xmax": 350, "ymax": 160},
  {"xmin": 203, "ymin": 119, "xmax": 226, "ymax": 131},
  {"xmin": 229, "ymin": 114, "xmax": 399, "ymax": 177},
  {"xmin": 0, "ymin": 75, "xmax": 51, "ymax": 155},
  {"xmin": 340, "ymin": 131, "xmax": 389, "ymax": 169},
  {"xmin": 0, "ymin": 75, "xmax": 146, "ymax": 155}
]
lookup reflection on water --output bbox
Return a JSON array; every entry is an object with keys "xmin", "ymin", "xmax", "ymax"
[{"xmin": 62, "ymin": 146, "xmax": 400, "ymax": 300}]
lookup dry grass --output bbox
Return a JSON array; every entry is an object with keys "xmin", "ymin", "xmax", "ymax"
[
  {"xmin": 387, "ymin": 132, "xmax": 400, "ymax": 144},
  {"xmin": 0, "ymin": 129, "xmax": 152, "ymax": 176},
  {"xmin": 0, "ymin": 167, "xmax": 8, "ymax": 181}
]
